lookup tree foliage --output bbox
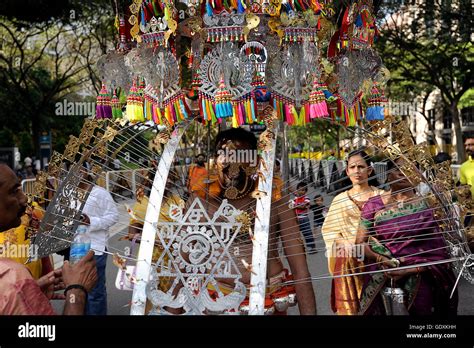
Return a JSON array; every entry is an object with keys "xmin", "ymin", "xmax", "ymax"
[
  {"xmin": 376, "ymin": 0, "xmax": 474, "ymax": 162},
  {"xmin": 0, "ymin": 1, "xmax": 116, "ymax": 158}
]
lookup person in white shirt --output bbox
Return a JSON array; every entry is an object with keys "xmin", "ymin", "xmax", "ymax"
[{"xmin": 79, "ymin": 162, "xmax": 119, "ymax": 315}]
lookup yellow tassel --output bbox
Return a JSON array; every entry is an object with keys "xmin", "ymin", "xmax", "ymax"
[
  {"xmin": 291, "ymin": 106, "xmax": 299, "ymax": 126},
  {"xmin": 299, "ymin": 107, "xmax": 305, "ymax": 125},
  {"xmin": 155, "ymin": 106, "xmax": 162, "ymax": 124}
]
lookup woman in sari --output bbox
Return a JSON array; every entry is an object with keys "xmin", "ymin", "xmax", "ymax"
[
  {"xmin": 356, "ymin": 157, "xmax": 458, "ymax": 315},
  {"xmin": 322, "ymin": 149, "xmax": 383, "ymax": 315}
]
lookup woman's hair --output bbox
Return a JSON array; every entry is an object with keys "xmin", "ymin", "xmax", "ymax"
[{"xmin": 336, "ymin": 148, "xmax": 379, "ymax": 192}]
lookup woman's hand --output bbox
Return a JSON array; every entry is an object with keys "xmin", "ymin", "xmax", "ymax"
[
  {"xmin": 386, "ymin": 267, "xmax": 421, "ymax": 281},
  {"xmin": 377, "ymin": 254, "xmax": 400, "ymax": 269}
]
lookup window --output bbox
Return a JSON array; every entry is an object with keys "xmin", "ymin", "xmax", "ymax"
[
  {"xmin": 442, "ymin": 133, "xmax": 452, "ymax": 145},
  {"xmin": 461, "ymin": 107, "xmax": 474, "ymax": 127},
  {"xmin": 427, "ymin": 134, "xmax": 436, "ymax": 146},
  {"xmin": 443, "ymin": 110, "xmax": 452, "ymax": 129},
  {"xmin": 427, "ymin": 109, "xmax": 436, "ymax": 129}
]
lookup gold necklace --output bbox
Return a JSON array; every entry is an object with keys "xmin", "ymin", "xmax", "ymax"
[
  {"xmin": 218, "ymin": 171, "xmax": 256, "ymax": 200},
  {"xmin": 224, "ymin": 180, "xmax": 255, "ymax": 200}
]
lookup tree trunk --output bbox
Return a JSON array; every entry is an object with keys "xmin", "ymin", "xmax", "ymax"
[
  {"xmin": 32, "ymin": 113, "xmax": 41, "ymax": 158},
  {"xmin": 451, "ymin": 101, "xmax": 464, "ymax": 163},
  {"xmin": 420, "ymin": 93, "xmax": 439, "ymax": 148}
]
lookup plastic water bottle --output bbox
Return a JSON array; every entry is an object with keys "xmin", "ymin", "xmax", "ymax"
[{"xmin": 69, "ymin": 224, "xmax": 91, "ymax": 264}]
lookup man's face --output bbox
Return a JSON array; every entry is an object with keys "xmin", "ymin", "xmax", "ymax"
[
  {"xmin": 465, "ymin": 138, "xmax": 474, "ymax": 157},
  {"xmin": 216, "ymin": 140, "xmax": 256, "ymax": 186},
  {"xmin": 0, "ymin": 165, "xmax": 28, "ymax": 232},
  {"xmin": 196, "ymin": 155, "xmax": 206, "ymax": 166}
]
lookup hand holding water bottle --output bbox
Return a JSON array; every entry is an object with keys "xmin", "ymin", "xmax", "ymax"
[
  {"xmin": 62, "ymin": 250, "xmax": 98, "ymax": 293},
  {"xmin": 69, "ymin": 215, "xmax": 92, "ymax": 264}
]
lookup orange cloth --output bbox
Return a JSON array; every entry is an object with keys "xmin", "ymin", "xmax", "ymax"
[
  {"xmin": 330, "ymin": 251, "xmax": 364, "ymax": 315},
  {"xmin": 188, "ymin": 165, "xmax": 207, "ymax": 197},
  {"xmin": 187, "ymin": 165, "xmax": 221, "ymax": 199}
]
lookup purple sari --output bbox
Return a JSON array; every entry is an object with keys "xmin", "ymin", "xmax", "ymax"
[{"xmin": 359, "ymin": 195, "xmax": 457, "ymax": 315}]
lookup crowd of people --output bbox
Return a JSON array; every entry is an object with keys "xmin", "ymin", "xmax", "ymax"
[{"xmin": 0, "ymin": 131, "xmax": 472, "ymax": 316}]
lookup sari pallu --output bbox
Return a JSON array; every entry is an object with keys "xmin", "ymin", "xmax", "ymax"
[
  {"xmin": 359, "ymin": 195, "xmax": 458, "ymax": 315},
  {"xmin": 330, "ymin": 249, "xmax": 364, "ymax": 315},
  {"xmin": 322, "ymin": 188, "xmax": 384, "ymax": 315}
]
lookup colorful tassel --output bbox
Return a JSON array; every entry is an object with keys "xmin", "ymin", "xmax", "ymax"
[
  {"xmin": 125, "ymin": 80, "xmax": 144, "ymax": 122},
  {"xmin": 214, "ymin": 77, "xmax": 233, "ymax": 118},
  {"xmin": 237, "ymin": 0, "xmax": 245, "ymax": 13},
  {"xmin": 306, "ymin": 79, "xmax": 329, "ymax": 119},
  {"xmin": 365, "ymin": 83, "xmax": 387, "ymax": 121},
  {"xmin": 206, "ymin": 0, "xmax": 213, "ymax": 16},
  {"xmin": 179, "ymin": 98, "xmax": 189, "ymax": 119},
  {"xmin": 95, "ymin": 83, "xmax": 112, "ymax": 119},
  {"xmin": 250, "ymin": 95, "xmax": 256, "ymax": 123},
  {"xmin": 111, "ymin": 90, "xmax": 122, "ymax": 119}
]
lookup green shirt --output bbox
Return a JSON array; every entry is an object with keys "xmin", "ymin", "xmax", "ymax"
[{"xmin": 460, "ymin": 156, "xmax": 474, "ymax": 197}]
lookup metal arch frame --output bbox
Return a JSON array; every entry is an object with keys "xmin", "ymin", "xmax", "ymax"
[
  {"xmin": 32, "ymin": 120, "xmax": 164, "ymax": 260},
  {"xmin": 131, "ymin": 119, "xmax": 278, "ymax": 315},
  {"xmin": 249, "ymin": 122, "xmax": 280, "ymax": 315},
  {"xmin": 131, "ymin": 121, "xmax": 191, "ymax": 315}
]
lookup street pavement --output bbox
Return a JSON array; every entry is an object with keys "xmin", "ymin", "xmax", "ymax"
[{"xmin": 52, "ymin": 188, "xmax": 474, "ymax": 315}]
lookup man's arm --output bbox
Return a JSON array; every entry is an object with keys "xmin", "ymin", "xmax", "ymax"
[
  {"xmin": 62, "ymin": 250, "xmax": 98, "ymax": 315},
  {"xmin": 276, "ymin": 197, "xmax": 316, "ymax": 315},
  {"xmin": 0, "ymin": 260, "xmax": 56, "ymax": 315},
  {"xmin": 63, "ymin": 288, "xmax": 88, "ymax": 315}
]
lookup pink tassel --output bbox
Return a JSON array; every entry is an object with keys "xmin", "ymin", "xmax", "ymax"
[
  {"xmin": 239, "ymin": 103, "xmax": 245, "ymax": 125},
  {"xmin": 308, "ymin": 79, "xmax": 330, "ymax": 119},
  {"xmin": 284, "ymin": 104, "xmax": 292, "ymax": 125}
]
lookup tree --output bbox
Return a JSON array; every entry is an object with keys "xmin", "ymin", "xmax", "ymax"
[
  {"xmin": 0, "ymin": 1, "xmax": 116, "ymax": 157},
  {"xmin": 376, "ymin": 0, "xmax": 474, "ymax": 162},
  {"xmin": 287, "ymin": 119, "xmax": 346, "ymax": 158}
]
